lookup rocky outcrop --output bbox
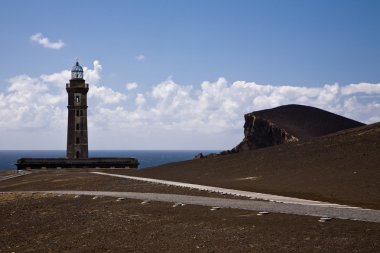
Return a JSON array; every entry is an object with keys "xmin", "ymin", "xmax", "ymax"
[
  {"xmin": 194, "ymin": 153, "xmax": 204, "ymax": 159},
  {"xmin": 194, "ymin": 114, "xmax": 299, "ymax": 159},
  {"xmin": 232, "ymin": 113, "xmax": 299, "ymax": 152},
  {"xmin": 230, "ymin": 104, "xmax": 365, "ymax": 153},
  {"xmin": 194, "ymin": 104, "xmax": 365, "ymax": 159},
  {"xmin": 193, "ymin": 152, "xmax": 219, "ymax": 159}
]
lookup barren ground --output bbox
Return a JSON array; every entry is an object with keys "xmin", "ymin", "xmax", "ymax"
[
  {"xmin": 119, "ymin": 123, "xmax": 380, "ymax": 209},
  {"xmin": 1, "ymin": 123, "xmax": 379, "ymax": 252},
  {"xmin": 1, "ymin": 192, "xmax": 379, "ymax": 253}
]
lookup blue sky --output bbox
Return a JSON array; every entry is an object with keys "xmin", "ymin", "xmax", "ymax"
[{"xmin": 0, "ymin": 0, "xmax": 380, "ymax": 150}]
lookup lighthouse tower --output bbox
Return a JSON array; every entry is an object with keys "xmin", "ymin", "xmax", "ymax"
[
  {"xmin": 66, "ymin": 61, "xmax": 89, "ymax": 159},
  {"xmin": 16, "ymin": 61, "xmax": 139, "ymax": 169}
]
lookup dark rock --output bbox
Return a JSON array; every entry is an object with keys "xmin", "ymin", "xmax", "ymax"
[
  {"xmin": 233, "ymin": 114, "xmax": 299, "ymax": 152},
  {"xmin": 204, "ymin": 153, "xmax": 218, "ymax": 158},
  {"xmin": 194, "ymin": 153, "xmax": 204, "ymax": 159},
  {"xmin": 229, "ymin": 104, "xmax": 365, "ymax": 153}
]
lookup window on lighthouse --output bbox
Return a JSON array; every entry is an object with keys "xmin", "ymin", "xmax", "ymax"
[{"xmin": 75, "ymin": 96, "xmax": 80, "ymax": 103}]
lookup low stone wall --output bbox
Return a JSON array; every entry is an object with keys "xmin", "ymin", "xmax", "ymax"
[{"xmin": 16, "ymin": 157, "xmax": 139, "ymax": 170}]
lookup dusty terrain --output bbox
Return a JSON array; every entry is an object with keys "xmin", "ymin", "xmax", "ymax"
[
  {"xmin": 0, "ymin": 170, "xmax": 243, "ymax": 199},
  {"xmin": 1, "ymin": 192, "xmax": 379, "ymax": 253},
  {"xmin": 121, "ymin": 123, "xmax": 380, "ymax": 209}
]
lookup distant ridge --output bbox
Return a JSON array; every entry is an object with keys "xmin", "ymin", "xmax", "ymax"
[
  {"xmin": 251, "ymin": 104, "xmax": 365, "ymax": 139},
  {"xmin": 231, "ymin": 104, "xmax": 365, "ymax": 152}
]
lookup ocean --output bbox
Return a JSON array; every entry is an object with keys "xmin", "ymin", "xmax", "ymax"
[{"xmin": 0, "ymin": 150, "xmax": 220, "ymax": 171}]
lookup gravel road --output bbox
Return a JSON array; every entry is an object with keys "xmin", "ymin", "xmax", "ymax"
[{"xmin": 19, "ymin": 190, "xmax": 380, "ymax": 223}]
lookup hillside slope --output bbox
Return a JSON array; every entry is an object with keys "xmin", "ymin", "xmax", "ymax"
[{"xmin": 126, "ymin": 122, "xmax": 380, "ymax": 209}]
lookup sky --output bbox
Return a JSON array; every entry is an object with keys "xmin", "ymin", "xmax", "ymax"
[{"xmin": 0, "ymin": 0, "xmax": 379, "ymax": 150}]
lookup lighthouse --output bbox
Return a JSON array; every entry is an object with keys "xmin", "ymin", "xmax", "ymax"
[
  {"xmin": 66, "ymin": 61, "xmax": 89, "ymax": 159},
  {"xmin": 16, "ymin": 61, "xmax": 139, "ymax": 169}
]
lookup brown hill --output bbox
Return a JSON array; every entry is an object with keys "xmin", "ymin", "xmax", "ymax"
[
  {"xmin": 232, "ymin": 104, "xmax": 365, "ymax": 152},
  {"xmin": 125, "ymin": 122, "xmax": 380, "ymax": 209},
  {"xmin": 251, "ymin": 104, "xmax": 365, "ymax": 138}
]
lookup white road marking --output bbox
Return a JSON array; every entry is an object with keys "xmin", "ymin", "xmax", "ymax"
[{"xmin": 91, "ymin": 171, "xmax": 359, "ymax": 208}]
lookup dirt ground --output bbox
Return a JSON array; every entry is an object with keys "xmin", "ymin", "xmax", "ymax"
[
  {"xmin": 120, "ymin": 123, "xmax": 380, "ymax": 209},
  {"xmin": 0, "ymin": 192, "xmax": 379, "ymax": 253},
  {"xmin": 0, "ymin": 170, "xmax": 244, "ymax": 199},
  {"xmin": 0, "ymin": 170, "xmax": 17, "ymax": 178},
  {"xmin": 1, "ymin": 122, "xmax": 379, "ymax": 252}
]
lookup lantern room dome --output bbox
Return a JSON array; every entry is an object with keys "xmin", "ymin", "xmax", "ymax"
[
  {"xmin": 71, "ymin": 61, "xmax": 84, "ymax": 80},
  {"xmin": 72, "ymin": 61, "xmax": 83, "ymax": 72}
]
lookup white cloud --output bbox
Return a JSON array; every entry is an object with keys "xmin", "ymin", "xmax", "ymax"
[
  {"xmin": 89, "ymin": 85, "xmax": 127, "ymax": 105},
  {"xmin": 40, "ymin": 70, "xmax": 70, "ymax": 85},
  {"xmin": 30, "ymin": 33, "xmax": 65, "ymax": 50},
  {"xmin": 135, "ymin": 93, "xmax": 146, "ymax": 107},
  {"xmin": 1, "ymin": 61, "xmax": 380, "ymax": 149},
  {"xmin": 341, "ymin": 82, "xmax": 380, "ymax": 95},
  {"xmin": 136, "ymin": 54, "xmax": 145, "ymax": 61},
  {"xmin": 89, "ymin": 78, "xmax": 380, "ymax": 137},
  {"xmin": 126, "ymin": 82, "xmax": 138, "ymax": 91},
  {"xmin": 0, "ymin": 61, "xmax": 103, "ymax": 131},
  {"xmin": 83, "ymin": 60, "xmax": 102, "ymax": 84},
  {"xmin": 84, "ymin": 61, "xmax": 126, "ymax": 105},
  {"xmin": 0, "ymin": 75, "xmax": 65, "ymax": 129}
]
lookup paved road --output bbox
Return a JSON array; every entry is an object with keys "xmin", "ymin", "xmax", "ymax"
[
  {"xmin": 14, "ymin": 190, "xmax": 380, "ymax": 223},
  {"xmin": 92, "ymin": 172, "xmax": 358, "ymax": 208}
]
